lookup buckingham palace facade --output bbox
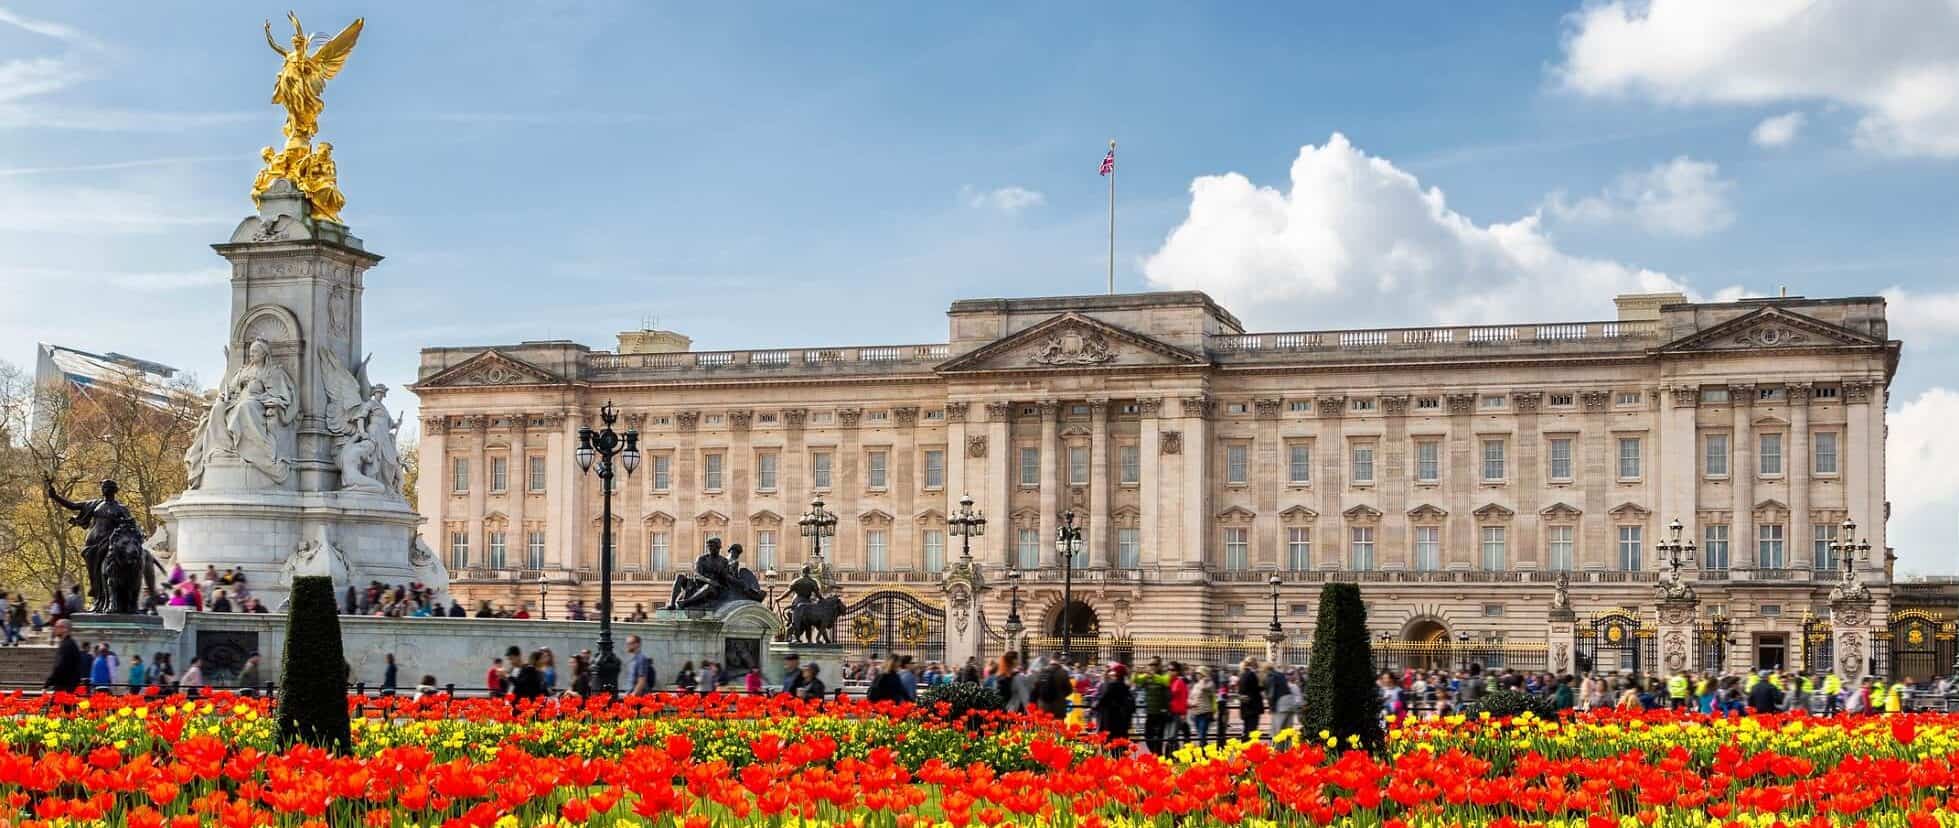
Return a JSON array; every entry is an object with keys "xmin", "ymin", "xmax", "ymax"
[{"xmin": 412, "ymin": 290, "xmax": 1899, "ymax": 672}]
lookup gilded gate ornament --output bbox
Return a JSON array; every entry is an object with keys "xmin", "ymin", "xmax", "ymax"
[{"xmin": 252, "ymin": 13, "xmax": 363, "ymax": 223}]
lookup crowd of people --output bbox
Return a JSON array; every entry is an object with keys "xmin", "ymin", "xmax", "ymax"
[{"xmin": 40, "ymin": 618, "xmax": 265, "ymax": 695}]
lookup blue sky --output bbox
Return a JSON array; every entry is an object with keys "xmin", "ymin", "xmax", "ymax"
[{"xmin": 2, "ymin": 2, "xmax": 1955, "ymax": 572}]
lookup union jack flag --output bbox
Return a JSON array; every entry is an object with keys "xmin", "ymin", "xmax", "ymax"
[{"xmin": 1099, "ymin": 147, "xmax": 1115, "ymax": 176}]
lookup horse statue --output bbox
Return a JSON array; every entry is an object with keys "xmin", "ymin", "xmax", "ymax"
[{"xmin": 788, "ymin": 594, "xmax": 845, "ymax": 644}]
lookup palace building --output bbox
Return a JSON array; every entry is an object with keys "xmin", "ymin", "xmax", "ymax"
[{"xmin": 412, "ymin": 290, "xmax": 1903, "ymax": 674}]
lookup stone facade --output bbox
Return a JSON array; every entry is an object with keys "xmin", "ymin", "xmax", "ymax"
[{"xmin": 412, "ymin": 291, "xmax": 1899, "ymax": 673}]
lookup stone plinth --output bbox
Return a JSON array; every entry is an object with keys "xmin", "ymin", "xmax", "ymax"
[
  {"xmin": 939, "ymin": 556, "xmax": 986, "ymax": 671},
  {"xmin": 1656, "ymin": 596, "xmax": 1699, "ymax": 675},
  {"xmin": 1546, "ymin": 607, "xmax": 1577, "ymax": 675},
  {"xmin": 160, "ymin": 488, "xmax": 422, "ymax": 611},
  {"xmin": 1830, "ymin": 595, "xmax": 1875, "ymax": 683}
]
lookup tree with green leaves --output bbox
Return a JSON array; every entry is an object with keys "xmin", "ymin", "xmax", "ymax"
[{"xmin": 1302, "ymin": 582, "xmax": 1385, "ymax": 751}]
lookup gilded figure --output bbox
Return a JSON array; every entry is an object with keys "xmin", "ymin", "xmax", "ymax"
[
  {"xmin": 253, "ymin": 12, "xmax": 361, "ymax": 222},
  {"xmin": 296, "ymin": 142, "xmax": 346, "ymax": 223}
]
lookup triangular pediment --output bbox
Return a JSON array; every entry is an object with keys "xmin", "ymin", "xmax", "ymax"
[
  {"xmin": 749, "ymin": 509, "xmax": 783, "ymax": 525},
  {"xmin": 695, "ymin": 509, "xmax": 729, "ymax": 526},
  {"xmin": 1473, "ymin": 503, "xmax": 1516, "ymax": 521},
  {"xmin": 415, "ymin": 350, "xmax": 562, "ymax": 389},
  {"xmin": 1656, "ymin": 306, "xmax": 1884, "ymax": 355},
  {"xmin": 937, "ymin": 312, "xmax": 1210, "ymax": 373},
  {"xmin": 1407, "ymin": 504, "xmax": 1449, "ymax": 521},
  {"xmin": 913, "ymin": 508, "xmax": 944, "ymax": 524},
  {"xmin": 1753, "ymin": 499, "xmax": 1791, "ymax": 518},
  {"xmin": 1279, "ymin": 505, "xmax": 1318, "ymax": 522},
  {"xmin": 1540, "ymin": 502, "xmax": 1583, "ymax": 520},
  {"xmin": 1216, "ymin": 505, "xmax": 1256, "ymax": 523},
  {"xmin": 858, "ymin": 508, "xmax": 894, "ymax": 524},
  {"xmin": 1607, "ymin": 501, "xmax": 1651, "ymax": 520},
  {"xmin": 1343, "ymin": 504, "xmax": 1383, "ymax": 521},
  {"xmin": 642, "ymin": 510, "xmax": 675, "ymax": 526}
]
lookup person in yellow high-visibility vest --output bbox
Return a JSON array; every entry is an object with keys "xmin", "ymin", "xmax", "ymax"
[
  {"xmin": 1745, "ymin": 672, "xmax": 1760, "ymax": 692},
  {"xmin": 1884, "ymin": 679, "xmax": 1906, "ymax": 713},
  {"xmin": 1869, "ymin": 679, "xmax": 1887, "ymax": 715},
  {"xmin": 1822, "ymin": 672, "xmax": 1843, "ymax": 715},
  {"xmin": 1666, "ymin": 672, "xmax": 1690, "ymax": 710}
]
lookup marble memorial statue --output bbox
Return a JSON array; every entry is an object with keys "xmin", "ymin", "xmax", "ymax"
[
  {"xmin": 185, "ymin": 339, "xmax": 297, "ymax": 489},
  {"xmin": 409, "ymin": 536, "xmax": 451, "ymax": 605},
  {"xmin": 43, "ymin": 479, "xmax": 156, "ymax": 614},
  {"xmin": 1549, "ymin": 571, "xmax": 1571, "ymax": 612},
  {"xmin": 320, "ymin": 347, "xmax": 404, "ymax": 496},
  {"xmin": 785, "ymin": 563, "xmax": 844, "ymax": 644}
]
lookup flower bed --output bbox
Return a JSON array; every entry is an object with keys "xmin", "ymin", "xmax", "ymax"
[{"xmin": 0, "ymin": 691, "xmax": 1954, "ymax": 827}]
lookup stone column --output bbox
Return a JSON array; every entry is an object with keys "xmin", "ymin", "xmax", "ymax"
[
  {"xmin": 1179, "ymin": 394, "xmax": 1214, "ymax": 570},
  {"xmin": 509, "ymin": 416, "xmax": 528, "ymax": 566},
  {"xmin": 1255, "ymin": 398, "xmax": 1284, "ymax": 569},
  {"xmin": 1037, "ymin": 401, "xmax": 1061, "ymax": 568},
  {"xmin": 837, "ymin": 408, "xmax": 864, "ymax": 568},
  {"xmin": 545, "ymin": 413, "xmax": 570, "ymax": 569},
  {"xmin": 1580, "ymin": 391, "xmax": 1613, "ymax": 569},
  {"xmin": 1316, "ymin": 396, "xmax": 1346, "ymax": 569},
  {"xmin": 1547, "ymin": 603, "xmax": 1578, "ymax": 676},
  {"xmin": 1830, "ymin": 591, "xmax": 1875, "ymax": 684},
  {"xmin": 1659, "ymin": 388, "xmax": 1699, "ymax": 557},
  {"xmin": 893, "ymin": 406, "xmax": 919, "ymax": 569},
  {"xmin": 467, "ymin": 418, "xmax": 488, "ymax": 565},
  {"xmin": 1088, "ymin": 399, "xmax": 1111, "ymax": 569},
  {"xmin": 419, "ymin": 416, "xmax": 447, "ymax": 552},
  {"xmin": 985, "ymin": 402, "xmax": 1013, "ymax": 566},
  {"xmin": 1138, "ymin": 398, "xmax": 1162, "ymax": 568},
  {"xmin": 1730, "ymin": 385, "xmax": 1756, "ymax": 570},
  {"xmin": 1512, "ymin": 392, "xmax": 1543, "ymax": 567},
  {"xmin": 1446, "ymin": 393, "xmax": 1477, "ymax": 569},
  {"xmin": 728, "ymin": 410, "xmax": 753, "ymax": 560},
  {"xmin": 946, "ymin": 402, "xmax": 969, "ymax": 521},
  {"xmin": 1788, "ymin": 384, "xmax": 1812, "ymax": 568},
  {"xmin": 621, "ymin": 412, "xmax": 647, "ymax": 573},
  {"xmin": 1845, "ymin": 380, "xmax": 1879, "ymax": 575},
  {"xmin": 1657, "ymin": 593, "xmax": 1700, "ymax": 675},
  {"xmin": 1380, "ymin": 396, "xmax": 1410, "ymax": 570},
  {"xmin": 940, "ymin": 556, "xmax": 987, "ymax": 670},
  {"xmin": 782, "ymin": 409, "xmax": 808, "ymax": 566},
  {"xmin": 674, "ymin": 411, "xmax": 700, "ymax": 565}
]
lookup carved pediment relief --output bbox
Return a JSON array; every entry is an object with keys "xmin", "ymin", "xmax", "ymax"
[
  {"xmin": 642, "ymin": 510, "xmax": 676, "ymax": 527},
  {"xmin": 1279, "ymin": 505, "xmax": 1319, "ymax": 522},
  {"xmin": 696, "ymin": 509, "xmax": 730, "ymax": 527},
  {"xmin": 1407, "ymin": 504, "xmax": 1449, "ymax": 521},
  {"xmin": 936, "ymin": 312, "xmax": 1209, "ymax": 373},
  {"xmin": 1216, "ymin": 505, "xmax": 1256, "ymax": 524},
  {"xmin": 1541, "ymin": 502, "xmax": 1583, "ymax": 521},
  {"xmin": 417, "ymin": 350, "xmax": 562, "ymax": 389},
  {"xmin": 858, "ymin": 508, "xmax": 895, "ymax": 525},
  {"xmin": 1343, "ymin": 504, "xmax": 1384, "ymax": 522},
  {"xmin": 749, "ymin": 509, "xmax": 783, "ymax": 526},
  {"xmin": 1607, "ymin": 501, "xmax": 1651, "ymax": 520},
  {"xmin": 1473, "ymin": 503, "xmax": 1516, "ymax": 521},
  {"xmin": 913, "ymin": 508, "xmax": 944, "ymax": 525},
  {"xmin": 1657, "ymin": 306, "xmax": 1884, "ymax": 355},
  {"xmin": 1753, "ymin": 498, "xmax": 1791, "ymax": 520}
]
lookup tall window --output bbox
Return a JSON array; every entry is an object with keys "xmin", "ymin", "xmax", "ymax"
[
  {"xmin": 526, "ymin": 530, "xmax": 545, "ymax": 569},
  {"xmin": 1813, "ymin": 432, "xmax": 1838, "ymax": 475},
  {"xmin": 1617, "ymin": 525, "xmax": 1642, "ymax": 571},
  {"xmin": 865, "ymin": 529, "xmax": 888, "ymax": 571},
  {"xmin": 649, "ymin": 531, "xmax": 671, "ymax": 571},
  {"xmin": 1617, "ymin": 437, "xmax": 1641, "ymax": 479},
  {"xmin": 922, "ymin": 530, "xmax": 945, "ymax": 572},
  {"xmin": 1119, "ymin": 445, "xmax": 1140, "ymax": 484},
  {"xmin": 1757, "ymin": 524, "xmax": 1786, "ymax": 569},
  {"xmin": 1759, "ymin": 434, "xmax": 1783, "ymax": 476},
  {"xmin": 487, "ymin": 531, "xmax": 507, "ymax": 569},
  {"xmin": 923, "ymin": 450, "xmax": 945, "ymax": 489},
  {"xmin": 450, "ymin": 457, "xmax": 468, "ymax": 494},
  {"xmin": 1813, "ymin": 523, "xmax": 1838, "ymax": 570},
  {"xmin": 811, "ymin": 451, "xmax": 832, "ymax": 489},
  {"xmin": 1704, "ymin": 434, "xmax": 1729, "ymax": 477},
  {"xmin": 651, "ymin": 455, "xmax": 671, "ymax": 491},
  {"xmin": 489, "ymin": 457, "xmax": 508, "ymax": 492},
  {"xmin": 1415, "ymin": 441, "xmax": 1440, "ymax": 482},
  {"xmin": 1068, "ymin": 445, "xmax": 1090, "ymax": 485},
  {"xmin": 1548, "ymin": 438, "xmax": 1573, "ymax": 481},
  {"xmin": 1016, "ymin": 528, "xmax": 1040, "ymax": 569},
  {"xmin": 1414, "ymin": 526, "xmax": 1441, "ymax": 571},
  {"xmin": 1286, "ymin": 527, "xmax": 1312, "ymax": 570},
  {"xmin": 1018, "ymin": 447, "xmax": 1040, "ymax": 487},
  {"xmin": 1351, "ymin": 445, "xmax": 1375, "ymax": 484},
  {"xmin": 756, "ymin": 530, "xmax": 777, "ymax": 570},
  {"xmin": 1349, "ymin": 526, "xmax": 1376, "ymax": 570},
  {"xmin": 1481, "ymin": 439, "xmax": 1506, "ymax": 481},
  {"xmin": 1288, "ymin": 444, "xmax": 1311, "ymax": 484},
  {"xmin": 1480, "ymin": 526, "xmax": 1507, "ymax": 571},
  {"xmin": 703, "ymin": 452, "xmax": 724, "ymax": 490},
  {"xmin": 1118, "ymin": 528, "xmax": 1140, "ymax": 568},
  {"xmin": 866, "ymin": 450, "xmax": 888, "ymax": 489},
  {"xmin": 1223, "ymin": 528, "xmax": 1249, "ymax": 570},
  {"xmin": 1703, "ymin": 525, "xmax": 1730, "ymax": 571},
  {"xmin": 756, "ymin": 452, "xmax": 778, "ymax": 491},
  {"xmin": 448, "ymin": 530, "xmax": 468, "ymax": 569},
  {"xmin": 528, "ymin": 455, "xmax": 547, "ymax": 492},
  {"xmin": 1225, "ymin": 444, "xmax": 1248, "ymax": 485},
  {"xmin": 1547, "ymin": 525, "xmax": 1574, "ymax": 571}
]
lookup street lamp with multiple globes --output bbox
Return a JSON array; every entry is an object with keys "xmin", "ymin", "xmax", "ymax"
[
  {"xmin": 1828, "ymin": 518, "xmax": 1874, "ymax": 581},
  {"xmin": 1004, "ymin": 568, "xmax": 1024, "ymax": 660},
  {"xmin": 798, "ymin": 497, "xmax": 839, "ymax": 568},
  {"xmin": 1657, "ymin": 518, "xmax": 1698, "ymax": 578},
  {"xmin": 1055, "ymin": 510, "xmax": 1084, "ymax": 665},
  {"xmin": 573, "ymin": 401, "xmax": 639, "ymax": 693},
  {"xmin": 947, "ymin": 494, "xmax": 987, "ymax": 563}
]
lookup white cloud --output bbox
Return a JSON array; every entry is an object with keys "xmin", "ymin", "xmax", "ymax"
[
  {"xmin": 106, "ymin": 267, "xmax": 231, "ymax": 292},
  {"xmin": 1888, "ymin": 387, "xmax": 1959, "ymax": 575},
  {"xmin": 0, "ymin": 8, "xmax": 96, "ymax": 104},
  {"xmin": 1880, "ymin": 286, "xmax": 1959, "ymax": 344},
  {"xmin": 1750, "ymin": 111, "xmax": 1806, "ymax": 147},
  {"xmin": 1557, "ymin": 1, "xmax": 1959, "ymax": 157},
  {"xmin": 962, "ymin": 185, "xmax": 1046, "ymax": 214},
  {"xmin": 1141, "ymin": 133, "xmax": 1681, "ymax": 328},
  {"xmin": 1544, "ymin": 156, "xmax": 1736, "ymax": 238}
]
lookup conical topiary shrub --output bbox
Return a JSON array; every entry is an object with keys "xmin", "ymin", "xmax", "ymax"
[
  {"xmin": 1301, "ymin": 582, "xmax": 1384, "ymax": 751},
  {"xmin": 277, "ymin": 575, "xmax": 351, "ymax": 753}
]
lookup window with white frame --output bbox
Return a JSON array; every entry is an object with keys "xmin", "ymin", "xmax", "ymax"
[
  {"xmin": 1547, "ymin": 525, "xmax": 1574, "ymax": 571},
  {"xmin": 649, "ymin": 531, "xmax": 671, "ymax": 571},
  {"xmin": 865, "ymin": 529, "xmax": 888, "ymax": 571},
  {"xmin": 1813, "ymin": 523, "xmax": 1838, "ymax": 571},
  {"xmin": 923, "ymin": 450, "xmax": 945, "ymax": 489},
  {"xmin": 1223, "ymin": 527, "xmax": 1249, "ymax": 570},
  {"xmin": 1018, "ymin": 447, "xmax": 1040, "ymax": 487},
  {"xmin": 1813, "ymin": 432, "xmax": 1838, "ymax": 475},
  {"xmin": 1616, "ymin": 392, "xmax": 1642, "ymax": 407},
  {"xmin": 1758, "ymin": 524, "xmax": 1785, "ymax": 569},
  {"xmin": 1351, "ymin": 444, "xmax": 1375, "ymax": 484},
  {"xmin": 1759, "ymin": 433, "xmax": 1783, "ymax": 476},
  {"xmin": 528, "ymin": 455, "xmax": 547, "ymax": 493},
  {"xmin": 1703, "ymin": 525, "xmax": 1730, "ymax": 570},
  {"xmin": 1704, "ymin": 434, "xmax": 1729, "ymax": 477},
  {"xmin": 1350, "ymin": 398, "xmax": 1375, "ymax": 412},
  {"xmin": 1118, "ymin": 528, "xmax": 1140, "ymax": 568},
  {"xmin": 1120, "ymin": 444, "xmax": 1141, "ymax": 484},
  {"xmin": 756, "ymin": 452, "xmax": 778, "ymax": 491},
  {"xmin": 1617, "ymin": 437, "xmax": 1642, "ymax": 479},
  {"xmin": 1700, "ymin": 387, "xmax": 1731, "ymax": 404},
  {"xmin": 1068, "ymin": 445, "xmax": 1089, "ymax": 485},
  {"xmin": 922, "ymin": 530, "xmax": 945, "ymax": 572},
  {"xmin": 526, "ymin": 530, "xmax": 545, "ymax": 569},
  {"xmin": 1287, "ymin": 443, "xmax": 1311, "ymax": 484},
  {"xmin": 1548, "ymin": 438, "xmax": 1573, "ymax": 481},
  {"xmin": 487, "ymin": 531, "xmax": 507, "ymax": 569},
  {"xmin": 1225, "ymin": 444, "xmax": 1248, "ymax": 485},
  {"xmin": 703, "ymin": 452, "xmax": 724, "ymax": 490},
  {"xmin": 1287, "ymin": 527, "xmax": 1312, "ymax": 570},
  {"xmin": 1349, "ymin": 526, "xmax": 1376, "ymax": 570},
  {"xmin": 866, "ymin": 450, "xmax": 888, "ymax": 489},
  {"xmin": 1481, "ymin": 439, "xmax": 1506, "ymax": 481},
  {"xmin": 651, "ymin": 454, "xmax": 672, "ymax": 491},
  {"xmin": 448, "ymin": 530, "xmax": 468, "ymax": 569},
  {"xmin": 450, "ymin": 457, "xmax": 468, "ymax": 494},
  {"xmin": 811, "ymin": 451, "xmax": 832, "ymax": 489},
  {"xmin": 1016, "ymin": 528, "xmax": 1040, "ymax": 569},
  {"xmin": 1549, "ymin": 393, "xmax": 1575, "ymax": 407},
  {"xmin": 1414, "ymin": 526, "xmax": 1441, "ymax": 571},
  {"xmin": 1617, "ymin": 525, "xmax": 1642, "ymax": 571},
  {"xmin": 756, "ymin": 530, "xmax": 777, "ymax": 570},
  {"xmin": 1482, "ymin": 395, "xmax": 1506, "ymax": 410},
  {"xmin": 1415, "ymin": 440, "xmax": 1440, "ymax": 483},
  {"xmin": 489, "ymin": 456, "xmax": 508, "ymax": 492},
  {"xmin": 1481, "ymin": 526, "xmax": 1506, "ymax": 571}
]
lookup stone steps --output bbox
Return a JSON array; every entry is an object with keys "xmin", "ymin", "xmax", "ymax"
[{"xmin": 0, "ymin": 647, "xmax": 53, "ymax": 686}]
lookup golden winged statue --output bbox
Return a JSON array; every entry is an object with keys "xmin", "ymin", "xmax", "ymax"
[{"xmin": 252, "ymin": 12, "xmax": 362, "ymax": 223}]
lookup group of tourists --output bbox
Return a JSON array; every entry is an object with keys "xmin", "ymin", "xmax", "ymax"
[{"xmin": 40, "ymin": 617, "xmax": 263, "ymax": 694}]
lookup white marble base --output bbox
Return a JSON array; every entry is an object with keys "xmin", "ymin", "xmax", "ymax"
[{"xmin": 157, "ymin": 484, "xmax": 437, "ymax": 610}]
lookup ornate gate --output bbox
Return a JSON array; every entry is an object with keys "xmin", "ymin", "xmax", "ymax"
[
  {"xmin": 1886, "ymin": 610, "xmax": 1956, "ymax": 681},
  {"xmin": 840, "ymin": 590, "xmax": 946, "ymax": 664},
  {"xmin": 1698, "ymin": 621, "xmax": 1732, "ymax": 674},
  {"xmin": 1800, "ymin": 614, "xmax": 1834, "ymax": 676},
  {"xmin": 1576, "ymin": 610, "xmax": 1652, "ymax": 675}
]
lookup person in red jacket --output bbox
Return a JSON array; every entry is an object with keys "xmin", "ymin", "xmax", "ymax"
[
  {"xmin": 485, "ymin": 657, "xmax": 507, "ymax": 696},
  {"xmin": 1167, "ymin": 661, "xmax": 1192, "ymax": 752}
]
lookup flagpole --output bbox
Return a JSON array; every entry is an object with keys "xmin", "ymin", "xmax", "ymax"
[{"xmin": 1107, "ymin": 138, "xmax": 1116, "ymax": 295}]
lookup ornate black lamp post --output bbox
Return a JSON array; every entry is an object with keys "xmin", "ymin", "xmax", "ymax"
[
  {"xmin": 1828, "ymin": 518, "xmax": 1873, "ymax": 581},
  {"xmin": 948, "ymin": 494, "xmax": 987, "ymax": 563},
  {"xmin": 1004, "ymin": 567, "xmax": 1024, "ymax": 660},
  {"xmin": 574, "ymin": 401, "xmax": 639, "ymax": 693},
  {"xmin": 1266, "ymin": 575, "xmax": 1284, "ymax": 634},
  {"xmin": 1055, "ymin": 510, "xmax": 1084, "ymax": 665},
  {"xmin": 1658, "ymin": 518, "xmax": 1698, "ymax": 577},
  {"xmin": 538, "ymin": 575, "xmax": 549, "ymax": 620},
  {"xmin": 798, "ymin": 497, "xmax": 839, "ymax": 568}
]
